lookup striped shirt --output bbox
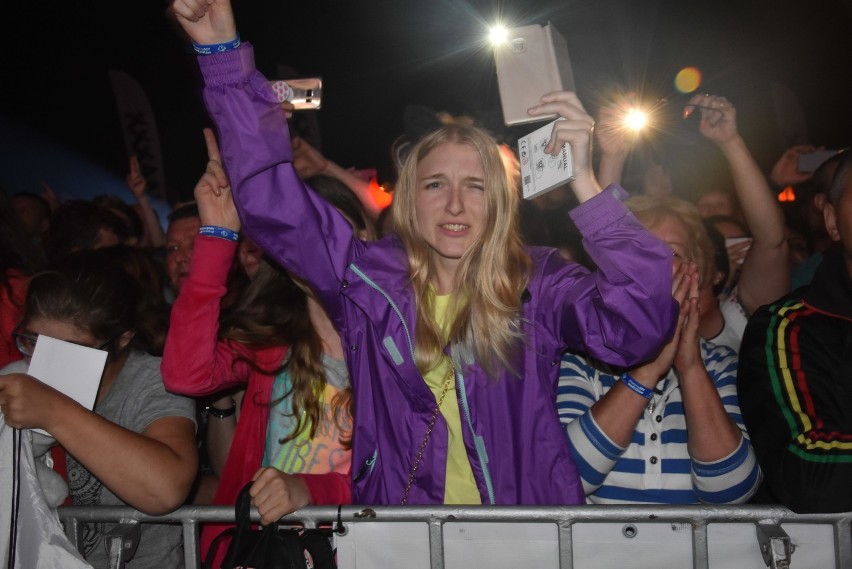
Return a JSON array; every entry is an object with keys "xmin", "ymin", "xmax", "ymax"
[{"xmin": 557, "ymin": 340, "xmax": 761, "ymax": 504}]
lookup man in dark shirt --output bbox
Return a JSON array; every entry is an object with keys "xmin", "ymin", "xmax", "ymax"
[{"xmin": 738, "ymin": 150, "xmax": 852, "ymax": 513}]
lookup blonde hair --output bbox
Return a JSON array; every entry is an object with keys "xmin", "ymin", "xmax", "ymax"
[
  {"xmin": 391, "ymin": 124, "xmax": 531, "ymax": 376},
  {"xmin": 625, "ymin": 195, "xmax": 715, "ymax": 287}
]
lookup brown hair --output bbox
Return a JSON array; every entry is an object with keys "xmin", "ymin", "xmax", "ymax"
[{"xmin": 220, "ymin": 258, "xmax": 351, "ymax": 448}]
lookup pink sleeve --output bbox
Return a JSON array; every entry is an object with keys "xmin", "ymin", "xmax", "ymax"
[
  {"xmin": 296, "ymin": 472, "xmax": 352, "ymax": 505},
  {"xmin": 161, "ymin": 235, "xmax": 251, "ymax": 395}
]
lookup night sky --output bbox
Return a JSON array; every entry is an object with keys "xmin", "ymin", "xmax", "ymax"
[{"xmin": 4, "ymin": 0, "xmax": 851, "ymax": 204}]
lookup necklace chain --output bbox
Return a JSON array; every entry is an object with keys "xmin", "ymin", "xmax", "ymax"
[{"xmin": 401, "ymin": 359, "xmax": 456, "ymax": 505}]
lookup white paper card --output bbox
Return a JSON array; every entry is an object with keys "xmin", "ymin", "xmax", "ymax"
[
  {"xmin": 27, "ymin": 335, "xmax": 107, "ymax": 436},
  {"xmin": 519, "ymin": 119, "xmax": 574, "ymax": 200}
]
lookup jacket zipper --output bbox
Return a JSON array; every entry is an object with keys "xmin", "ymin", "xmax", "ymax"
[
  {"xmin": 350, "ymin": 263, "xmax": 495, "ymax": 503},
  {"xmin": 349, "ymin": 264, "xmax": 416, "ymax": 362},
  {"xmin": 452, "ymin": 354, "xmax": 496, "ymax": 504},
  {"xmin": 349, "ymin": 263, "xmax": 415, "ymax": 486}
]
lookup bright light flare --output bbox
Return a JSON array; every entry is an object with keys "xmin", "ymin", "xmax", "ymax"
[
  {"xmin": 489, "ymin": 25, "xmax": 509, "ymax": 46},
  {"xmin": 675, "ymin": 67, "xmax": 702, "ymax": 94},
  {"xmin": 624, "ymin": 108, "xmax": 648, "ymax": 131}
]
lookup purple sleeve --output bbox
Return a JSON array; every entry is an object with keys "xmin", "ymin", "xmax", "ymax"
[
  {"xmin": 197, "ymin": 44, "xmax": 363, "ymax": 326},
  {"xmin": 542, "ymin": 185, "xmax": 677, "ymax": 366}
]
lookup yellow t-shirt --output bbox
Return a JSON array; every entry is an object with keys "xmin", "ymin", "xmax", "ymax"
[{"xmin": 424, "ymin": 292, "xmax": 481, "ymax": 504}]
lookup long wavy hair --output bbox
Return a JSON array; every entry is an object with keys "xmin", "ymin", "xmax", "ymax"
[
  {"xmin": 218, "ymin": 176, "xmax": 376, "ymax": 448},
  {"xmin": 391, "ymin": 124, "xmax": 531, "ymax": 376},
  {"xmin": 219, "ymin": 258, "xmax": 350, "ymax": 447}
]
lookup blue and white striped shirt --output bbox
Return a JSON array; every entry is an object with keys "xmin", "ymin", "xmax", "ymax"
[{"xmin": 557, "ymin": 340, "xmax": 761, "ymax": 504}]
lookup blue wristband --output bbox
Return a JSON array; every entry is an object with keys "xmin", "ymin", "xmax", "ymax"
[
  {"xmin": 199, "ymin": 225, "xmax": 240, "ymax": 242},
  {"xmin": 621, "ymin": 373, "xmax": 653, "ymax": 399},
  {"xmin": 192, "ymin": 33, "xmax": 241, "ymax": 55}
]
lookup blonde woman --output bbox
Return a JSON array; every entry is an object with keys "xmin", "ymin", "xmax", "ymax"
[{"xmin": 172, "ymin": 0, "xmax": 678, "ymax": 506}]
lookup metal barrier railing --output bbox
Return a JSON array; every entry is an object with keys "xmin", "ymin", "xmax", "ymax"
[{"xmin": 58, "ymin": 504, "xmax": 852, "ymax": 569}]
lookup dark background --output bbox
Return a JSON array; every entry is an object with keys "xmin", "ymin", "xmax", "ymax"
[{"xmin": 3, "ymin": 0, "xmax": 851, "ymax": 204}]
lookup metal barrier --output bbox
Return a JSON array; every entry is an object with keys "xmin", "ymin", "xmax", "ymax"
[{"xmin": 58, "ymin": 504, "xmax": 852, "ymax": 569}]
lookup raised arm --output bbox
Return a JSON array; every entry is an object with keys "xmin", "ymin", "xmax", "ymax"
[
  {"xmin": 527, "ymin": 91, "xmax": 603, "ymax": 203},
  {"xmin": 685, "ymin": 94, "xmax": 789, "ymax": 313},
  {"xmin": 126, "ymin": 156, "xmax": 166, "ymax": 248},
  {"xmin": 292, "ymin": 136, "xmax": 390, "ymax": 220},
  {"xmin": 172, "ymin": 0, "xmax": 363, "ymax": 321},
  {"xmin": 161, "ymin": 129, "xmax": 263, "ymax": 397},
  {"xmin": 594, "ymin": 98, "xmax": 635, "ymax": 188}
]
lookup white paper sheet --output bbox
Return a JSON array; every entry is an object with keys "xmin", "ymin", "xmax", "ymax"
[{"xmin": 27, "ymin": 335, "xmax": 107, "ymax": 436}]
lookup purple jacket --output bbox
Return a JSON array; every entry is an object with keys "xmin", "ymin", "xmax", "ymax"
[{"xmin": 199, "ymin": 44, "xmax": 677, "ymax": 505}]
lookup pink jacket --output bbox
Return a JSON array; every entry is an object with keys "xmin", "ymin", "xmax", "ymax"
[{"xmin": 161, "ymin": 235, "xmax": 350, "ymax": 566}]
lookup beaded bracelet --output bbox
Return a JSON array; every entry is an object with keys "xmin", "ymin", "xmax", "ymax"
[
  {"xmin": 620, "ymin": 373, "xmax": 653, "ymax": 400},
  {"xmin": 192, "ymin": 33, "xmax": 241, "ymax": 55},
  {"xmin": 206, "ymin": 401, "xmax": 236, "ymax": 419},
  {"xmin": 199, "ymin": 225, "xmax": 239, "ymax": 242}
]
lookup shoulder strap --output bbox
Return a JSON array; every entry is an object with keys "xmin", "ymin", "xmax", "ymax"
[{"xmin": 222, "ymin": 483, "xmax": 255, "ymax": 568}]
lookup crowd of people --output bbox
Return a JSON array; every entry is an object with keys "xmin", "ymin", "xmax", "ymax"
[{"xmin": 1, "ymin": 0, "xmax": 850, "ymax": 567}]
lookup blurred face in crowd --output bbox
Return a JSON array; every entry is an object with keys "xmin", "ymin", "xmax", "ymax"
[
  {"xmin": 824, "ymin": 175, "xmax": 852, "ymax": 278},
  {"xmin": 696, "ymin": 190, "xmax": 735, "ymax": 218},
  {"xmin": 414, "ymin": 142, "xmax": 486, "ymax": 283},
  {"xmin": 94, "ymin": 227, "xmax": 121, "ymax": 250},
  {"xmin": 238, "ymin": 238, "xmax": 263, "ymax": 280},
  {"xmin": 648, "ymin": 214, "xmax": 693, "ymax": 277},
  {"xmin": 165, "ymin": 216, "xmax": 201, "ymax": 292},
  {"xmin": 12, "ymin": 194, "xmax": 51, "ymax": 238}
]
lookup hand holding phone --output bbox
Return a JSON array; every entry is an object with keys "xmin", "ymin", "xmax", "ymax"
[
  {"xmin": 493, "ymin": 23, "xmax": 575, "ymax": 126},
  {"xmin": 269, "ymin": 78, "xmax": 322, "ymax": 111},
  {"xmin": 798, "ymin": 149, "xmax": 840, "ymax": 173}
]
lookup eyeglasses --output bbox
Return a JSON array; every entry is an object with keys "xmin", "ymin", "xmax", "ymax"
[{"xmin": 12, "ymin": 322, "xmax": 119, "ymax": 358}]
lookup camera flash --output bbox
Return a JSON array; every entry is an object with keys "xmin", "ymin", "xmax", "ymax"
[
  {"xmin": 624, "ymin": 109, "xmax": 648, "ymax": 131},
  {"xmin": 489, "ymin": 25, "xmax": 509, "ymax": 46}
]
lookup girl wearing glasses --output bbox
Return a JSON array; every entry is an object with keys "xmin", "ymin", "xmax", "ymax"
[{"xmin": 0, "ymin": 250, "xmax": 197, "ymax": 569}]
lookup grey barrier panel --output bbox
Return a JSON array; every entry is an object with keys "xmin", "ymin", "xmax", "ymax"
[{"xmin": 58, "ymin": 505, "xmax": 852, "ymax": 569}]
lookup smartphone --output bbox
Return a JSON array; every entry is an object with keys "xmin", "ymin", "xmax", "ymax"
[
  {"xmin": 798, "ymin": 149, "xmax": 840, "ymax": 173},
  {"xmin": 269, "ymin": 78, "xmax": 322, "ymax": 111},
  {"xmin": 493, "ymin": 23, "xmax": 576, "ymax": 126}
]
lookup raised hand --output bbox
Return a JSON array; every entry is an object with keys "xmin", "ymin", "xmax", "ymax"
[
  {"xmin": 770, "ymin": 145, "xmax": 820, "ymax": 187},
  {"xmin": 684, "ymin": 93, "xmax": 738, "ymax": 145},
  {"xmin": 126, "ymin": 156, "xmax": 147, "ymax": 199},
  {"xmin": 526, "ymin": 91, "xmax": 601, "ymax": 202},
  {"xmin": 171, "ymin": 0, "xmax": 237, "ymax": 45},
  {"xmin": 194, "ymin": 128, "xmax": 240, "ymax": 231}
]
